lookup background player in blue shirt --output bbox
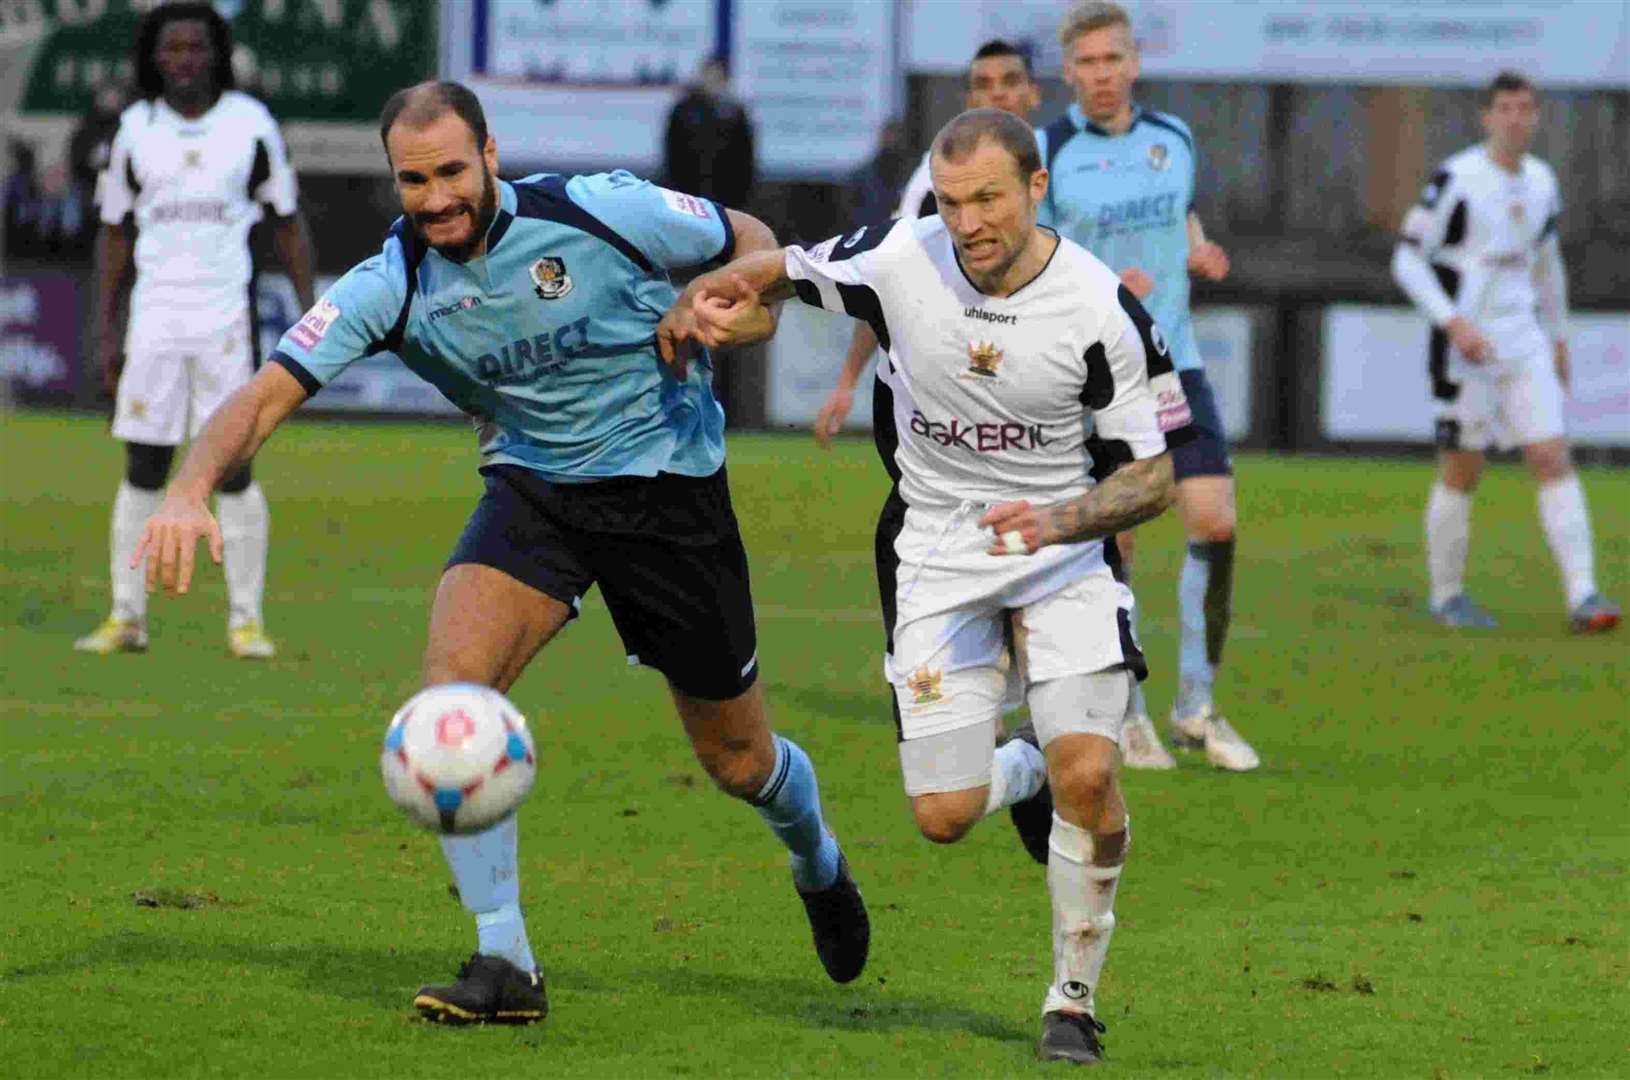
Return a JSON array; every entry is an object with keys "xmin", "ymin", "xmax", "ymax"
[
  {"xmin": 1038, "ymin": 2, "xmax": 1258, "ymax": 773},
  {"xmin": 132, "ymin": 81, "xmax": 868, "ymax": 1024}
]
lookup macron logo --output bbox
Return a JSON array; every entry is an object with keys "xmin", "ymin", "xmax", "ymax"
[{"xmin": 429, "ymin": 296, "xmax": 483, "ymax": 322}]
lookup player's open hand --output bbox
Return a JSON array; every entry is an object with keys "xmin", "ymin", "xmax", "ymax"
[
  {"xmin": 813, "ymin": 386, "xmax": 855, "ymax": 449},
  {"xmin": 1118, "ymin": 268, "xmax": 1155, "ymax": 299},
  {"xmin": 131, "ymin": 493, "xmax": 223, "ymax": 596},
  {"xmin": 1445, "ymin": 316, "xmax": 1492, "ymax": 365},
  {"xmin": 979, "ymin": 500, "xmax": 1051, "ymax": 556},
  {"xmin": 1188, "ymin": 241, "xmax": 1230, "ymax": 281}
]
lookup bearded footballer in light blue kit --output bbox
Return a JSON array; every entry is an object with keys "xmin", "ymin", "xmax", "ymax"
[
  {"xmin": 133, "ymin": 81, "xmax": 869, "ymax": 1025},
  {"xmin": 1037, "ymin": 2, "xmax": 1260, "ymax": 772}
]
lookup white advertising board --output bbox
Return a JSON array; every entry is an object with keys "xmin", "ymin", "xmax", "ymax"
[
  {"xmin": 442, "ymin": 0, "xmax": 898, "ymax": 178},
  {"xmin": 1321, "ymin": 305, "xmax": 1630, "ymax": 446},
  {"xmin": 905, "ymin": 0, "xmax": 1630, "ymax": 89}
]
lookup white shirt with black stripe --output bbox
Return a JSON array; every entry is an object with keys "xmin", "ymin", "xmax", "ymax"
[
  {"xmin": 1396, "ymin": 145, "xmax": 1564, "ymax": 366},
  {"xmin": 98, "ymin": 91, "xmax": 298, "ymax": 344},
  {"xmin": 784, "ymin": 216, "xmax": 1192, "ymax": 517}
]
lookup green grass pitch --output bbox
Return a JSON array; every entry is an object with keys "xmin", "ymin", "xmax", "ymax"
[{"xmin": 1, "ymin": 410, "xmax": 1625, "ymax": 1078}]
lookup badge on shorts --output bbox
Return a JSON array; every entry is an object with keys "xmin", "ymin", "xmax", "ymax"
[
  {"xmin": 530, "ymin": 257, "xmax": 573, "ymax": 300},
  {"xmin": 906, "ymin": 667, "xmax": 944, "ymax": 706},
  {"xmin": 964, "ymin": 340, "xmax": 1003, "ymax": 379}
]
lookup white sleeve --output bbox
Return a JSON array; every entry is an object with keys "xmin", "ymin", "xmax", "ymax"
[
  {"xmin": 784, "ymin": 220, "xmax": 906, "ymax": 347},
  {"xmin": 1398, "ymin": 164, "xmax": 1461, "ymax": 256},
  {"xmin": 1391, "ymin": 242, "xmax": 1456, "ymax": 327},
  {"xmin": 893, "ymin": 154, "xmax": 934, "ymax": 220},
  {"xmin": 253, "ymin": 110, "xmax": 299, "ymax": 216},
  {"xmin": 1090, "ymin": 285, "xmax": 1194, "ymax": 464},
  {"xmin": 1534, "ymin": 234, "xmax": 1568, "ymax": 341},
  {"xmin": 1534, "ymin": 185, "xmax": 1567, "ymax": 340},
  {"xmin": 97, "ymin": 122, "xmax": 135, "ymax": 224}
]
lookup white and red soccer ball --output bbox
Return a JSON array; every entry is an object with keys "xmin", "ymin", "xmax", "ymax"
[{"xmin": 381, "ymin": 684, "xmax": 537, "ymax": 834}]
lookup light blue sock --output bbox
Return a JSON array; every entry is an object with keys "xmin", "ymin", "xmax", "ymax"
[
  {"xmin": 439, "ymin": 814, "xmax": 537, "ymax": 973},
  {"xmin": 1176, "ymin": 546, "xmax": 1214, "ymax": 717},
  {"xmin": 752, "ymin": 736, "xmax": 841, "ymax": 891}
]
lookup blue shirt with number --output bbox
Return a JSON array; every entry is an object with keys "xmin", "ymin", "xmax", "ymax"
[
  {"xmin": 271, "ymin": 172, "xmax": 734, "ymax": 481},
  {"xmin": 1037, "ymin": 104, "xmax": 1202, "ymax": 372}
]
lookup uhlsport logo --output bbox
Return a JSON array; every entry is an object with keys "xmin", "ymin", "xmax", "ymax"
[
  {"xmin": 530, "ymin": 257, "xmax": 573, "ymax": 300},
  {"xmin": 1062, "ymin": 980, "xmax": 1091, "ymax": 1000},
  {"xmin": 964, "ymin": 340, "xmax": 1003, "ymax": 379}
]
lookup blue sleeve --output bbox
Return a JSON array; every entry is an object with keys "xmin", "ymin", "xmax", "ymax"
[
  {"xmin": 564, "ymin": 170, "xmax": 732, "ymax": 271},
  {"xmin": 270, "ymin": 241, "xmax": 407, "ymax": 394}
]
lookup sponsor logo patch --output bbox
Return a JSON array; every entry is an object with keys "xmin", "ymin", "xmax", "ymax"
[
  {"xmin": 288, "ymin": 297, "xmax": 340, "ymax": 351},
  {"xmin": 1150, "ymin": 372, "xmax": 1192, "ymax": 432},
  {"xmin": 659, "ymin": 187, "xmax": 712, "ymax": 219}
]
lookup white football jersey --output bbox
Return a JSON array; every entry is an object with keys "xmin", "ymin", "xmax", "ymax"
[
  {"xmin": 1398, "ymin": 145, "xmax": 1561, "ymax": 361},
  {"xmin": 98, "ymin": 91, "xmax": 298, "ymax": 344},
  {"xmin": 785, "ymin": 216, "xmax": 1192, "ymax": 516}
]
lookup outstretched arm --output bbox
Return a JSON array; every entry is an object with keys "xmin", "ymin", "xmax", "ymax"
[{"xmin": 132, "ymin": 363, "xmax": 308, "ymax": 594}]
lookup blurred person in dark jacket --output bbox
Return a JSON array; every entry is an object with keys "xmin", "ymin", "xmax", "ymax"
[{"xmin": 664, "ymin": 56, "xmax": 755, "ymax": 209}]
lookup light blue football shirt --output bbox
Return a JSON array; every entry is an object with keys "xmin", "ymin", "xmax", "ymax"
[
  {"xmin": 271, "ymin": 172, "xmax": 733, "ymax": 481},
  {"xmin": 1037, "ymin": 104, "xmax": 1202, "ymax": 372}
]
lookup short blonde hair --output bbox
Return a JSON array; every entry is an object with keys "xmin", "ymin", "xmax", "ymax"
[{"xmin": 1057, "ymin": 1, "xmax": 1132, "ymax": 49}]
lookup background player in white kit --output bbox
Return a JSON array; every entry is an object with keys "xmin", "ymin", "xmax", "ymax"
[
  {"xmin": 75, "ymin": 2, "xmax": 315, "ymax": 658},
  {"xmin": 1391, "ymin": 72, "xmax": 1618, "ymax": 633},
  {"xmin": 667, "ymin": 109, "xmax": 1193, "ymax": 1066}
]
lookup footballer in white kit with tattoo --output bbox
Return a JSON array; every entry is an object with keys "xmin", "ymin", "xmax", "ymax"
[{"xmin": 667, "ymin": 107, "xmax": 1192, "ymax": 1065}]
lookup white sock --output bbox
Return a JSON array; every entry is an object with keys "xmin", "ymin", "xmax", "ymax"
[
  {"xmin": 441, "ymin": 815, "xmax": 537, "ymax": 972},
  {"xmin": 1043, "ymin": 813, "xmax": 1126, "ymax": 1017},
  {"xmin": 111, "ymin": 482, "xmax": 162, "ymax": 623},
  {"xmin": 983, "ymin": 736, "xmax": 1047, "ymax": 817},
  {"xmin": 216, "ymin": 482, "xmax": 269, "ymax": 628},
  {"xmin": 1537, "ymin": 476, "xmax": 1597, "ymax": 609},
  {"xmin": 1425, "ymin": 482, "xmax": 1472, "ymax": 609}
]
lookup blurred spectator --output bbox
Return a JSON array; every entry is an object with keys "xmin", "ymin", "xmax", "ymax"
[
  {"xmin": 4, "ymin": 140, "xmax": 44, "ymax": 256},
  {"xmin": 663, "ymin": 56, "xmax": 755, "ymax": 208},
  {"xmin": 845, "ymin": 119, "xmax": 912, "ymax": 223},
  {"xmin": 66, "ymin": 82, "xmax": 128, "ymax": 252}
]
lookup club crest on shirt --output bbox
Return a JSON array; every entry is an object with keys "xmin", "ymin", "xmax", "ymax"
[
  {"xmin": 1147, "ymin": 142, "xmax": 1170, "ymax": 171},
  {"xmin": 183, "ymin": 149, "xmax": 202, "ymax": 168},
  {"xmin": 906, "ymin": 667, "xmax": 944, "ymax": 706},
  {"xmin": 1509, "ymin": 202, "xmax": 1525, "ymax": 221},
  {"xmin": 963, "ymin": 340, "xmax": 1003, "ymax": 379},
  {"xmin": 530, "ymin": 257, "xmax": 573, "ymax": 300}
]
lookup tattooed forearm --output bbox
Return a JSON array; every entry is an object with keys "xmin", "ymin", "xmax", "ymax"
[{"xmin": 1046, "ymin": 454, "xmax": 1175, "ymax": 545}]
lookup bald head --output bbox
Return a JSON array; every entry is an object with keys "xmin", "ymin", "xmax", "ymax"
[
  {"xmin": 932, "ymin": 107, "xmax": 1041, "ymax": 183},
  {"xmin": 379, "ymin": 80, "xmax": 488, "ymax": 154}
]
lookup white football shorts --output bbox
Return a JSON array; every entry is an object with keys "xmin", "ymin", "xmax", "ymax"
[
  {"xmin": 113, "ymin": 316, "xmax": 255, "ymax": 446},
  {"xmin": 1437, "ymin": 345, "xmax": 1565, "ymax": 452},
  {"xmin": 885, "ymin": 504, "xmax": 1141, "ymax": 747}
]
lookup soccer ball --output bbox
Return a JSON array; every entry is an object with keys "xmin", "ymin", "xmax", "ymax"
[{"xmin": 380, "ymin": 684, "xmax": 537, "ymax": 835}]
